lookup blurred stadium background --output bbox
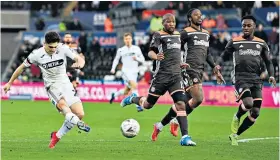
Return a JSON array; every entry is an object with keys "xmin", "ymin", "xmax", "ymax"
[
  {"xmin": 1, "ymin": 1, "xmax": 279, "ymax": 160},
  {"xmin": 1, "ymin": 1, "xmax": 279, "ymax": 84}
]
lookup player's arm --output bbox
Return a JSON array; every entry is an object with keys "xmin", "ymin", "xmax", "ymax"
[
  {"xmin": 64, "ymin": 45, "xmax": 85, "ymax": 69},
  {"xmin": 180, "ymin": 30, "xmax": 190, "ymax": 69},
  {"xmin": 216, "ymin": 39, "xmax": 234, "ymax": 66},
  {"xmin": 206, "ymin": 49, "xmax": 225, "ymax": 84},
  {"xmin": 261, "ymin": 42, "xmax": 276, "ymax": 86},
  {"xmin": 3, "ymin": 51, "xmax": 37, "ymax": 93},
  {"xmin": 133, "ymin": 47, "xmax": 145, "ymax": 64},
  {"xmin": 148, "ymin": 32, "xmax": 164, "ymax": 61},
  {"xmin": 111, "ymin": 49, "xmax": 121, "ymax": 74},
  {"xmin": 72, "ymin": 54, "xmax": 85, "ymax": 69}
]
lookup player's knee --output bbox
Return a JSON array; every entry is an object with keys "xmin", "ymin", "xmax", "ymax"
[
  {"xmin": 75, "ymin": 111, "xmax": 85, "ymax": 120},
  {"xmin": 175, "ymin": 101, "xmax": 186, "ymax": 111},
  {"xmin": 250, "ymin": 107, "xmax": 260, "ymax": 119},
  {"xmin": 143, "ymin": 102, "xmax": 154, "ymax": 109},
  {"xmin": 57, "ymin": 99, "xmax": 67, "ymax": 109},
  {"xmin": 146, "ymin": 95, "xmax": 158, "ymax": 109},
  {"xmin": 243, "ymin": 99, "xmax": 254, "ymax": 110},
  {"xmin": 193, "ymin": 95, "xmax": 203, "ymax": 107}
]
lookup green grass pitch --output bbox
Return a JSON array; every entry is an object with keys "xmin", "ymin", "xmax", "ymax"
[{"xmin": 1, "ymin": 100, "xmax": 279, "ymax": 160}]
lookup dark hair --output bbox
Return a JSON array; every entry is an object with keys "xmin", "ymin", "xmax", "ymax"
[
  {"xmin": 241, "ymin": 15, "xmax": 256, "ymax": 23},
  {"xmin": 45, "ymin": 31, "xmax": 60, "ymax": 44},
  {"xmin": 187, "ymin": 8, "xmax": 199, "ymax": 23},
  {"xmin": 64, "ymin": 32, "xmax": 72, "ymax": 36}
]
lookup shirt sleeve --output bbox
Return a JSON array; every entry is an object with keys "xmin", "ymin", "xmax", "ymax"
[
  {"xmin": 111, "ymin": 48, "xmax": 121, "ymax": 71},
  {"xmin": 180, "ymin": 30, "xmax": 188, "ymax": 52},
  {"xmin": 261, "ymin": 42, "xmax": 274, "ymax": 77},
  {"xmin": 62, "ymin": 44, "xmax": 78, "ymax": 60},
  {"xmin": 206, "ymin": 49, "xmax": 216, "ymax": 68},
  {"xmin": 217, "ymin": 39, "xmax": 234, "ymax": 65},
  {"xmin": 23, "ymin": 50, "xmax": 38, "ymax": 67},
  {"xmin": 135, "ymin": 47, "xmax": 145, "ymax": 64},
  {"xmin": 149, "ymin": 32, "xmax": 161, "ymax": 53}
]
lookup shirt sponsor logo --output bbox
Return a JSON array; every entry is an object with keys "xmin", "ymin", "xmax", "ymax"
[
  {"xmin": 239, "ymin": 49, "xmax": 260, "ymax": 56},
  {"xmin": 167, "ymin": 43, "xmax": 181, "ymax": 49},
  {"xmin": 193, "ymin": 40, "xmax": 209, "ymax": 47},
  {"xmin": 42, "ymin": 59, "xmax": 64, "ymax": 69}
]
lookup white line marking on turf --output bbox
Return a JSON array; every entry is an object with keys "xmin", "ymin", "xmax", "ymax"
[{"xmin": 238, "ymin": 137, "xmax": 279, "ymax": 143}]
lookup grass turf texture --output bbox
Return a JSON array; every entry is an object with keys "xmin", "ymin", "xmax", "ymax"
[{"xmin": 1, "ymin": 100, "xmax": 279, "ymax": 160}]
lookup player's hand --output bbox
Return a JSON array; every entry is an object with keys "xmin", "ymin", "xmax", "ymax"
[
  {"xmin": 269, "ymin": 76, "xmax": 276, "ymax": 87},
  {"xmin": 180, "ymin": 63, "xmax": 190, "ymax": 69},
  {"xmin": 3, "ymin": 83, "xmax": 11, "ymax": 94},
  {"xmin": 216, "ymin": 72, "xmax": 226, "ymax": 85},
  {"xmin": 213, "ymin": 65, "xmax": 221, "ymax": 74},
  {"xmin": 156, "ymin": 53, "xmax": 164, "ymax": 61},
  {"xmin": 110, "ymin": 69, "xmax": 115, "ymax": 74},
  {"xmin": 71, "ymin": 63, "xmax": 80, "ymax": 69}
]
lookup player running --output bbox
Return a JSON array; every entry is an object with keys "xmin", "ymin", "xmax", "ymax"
[
  {"xmin": 110, "ymin": 33, "xmax": 145, "ymax": 112},
  {"xmin": 151, "ymin": 8, "xmax": 225, "ymax": 143},
  {"xmin": 3, "ymin": 31, "xmax": 91, "ymax": 149},
  {"xmin": 216, "ymin": 15, "xmax": 276, "ymax": 145},
  {"xmin": 121, "ymin": 13, "xmax": 195, "ymax": 146}
]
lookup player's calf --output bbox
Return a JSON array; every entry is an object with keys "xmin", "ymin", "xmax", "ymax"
[{"xmin": 235, "ymin": 99, "xmax": 261, "ymax": 137}]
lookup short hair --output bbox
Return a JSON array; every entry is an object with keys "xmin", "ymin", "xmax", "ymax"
[
  {"xmin": 187, "ymin": 8, "xmax": 199, "ymax": 22},
  {"xmin": 241, "ymin": 15, "xmax": 256, "ymax": 24},
  {"xmin": 45, "ymin": 31, "xmax": 60, "ymax": 44},
  {"xmin": 123, "ymin": 32, "xmax": 132, "ymax": 38},
  {"xmin": 64, "ymin": 32, "xmax": 72, "ymax": 36}
]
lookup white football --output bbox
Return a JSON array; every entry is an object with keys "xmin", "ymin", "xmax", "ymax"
[{"xmin": 120, "ymin": 119, "xmax": 140, "ymax": 138}]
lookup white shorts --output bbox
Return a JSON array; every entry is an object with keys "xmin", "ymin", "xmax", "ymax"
[
  {"xmin": 46, "ymin": 82, "xmax": 81, "ymax": 108},
  {"xmin": 122, "ymin": 72, "xmax": 138, "ymax": 88}
]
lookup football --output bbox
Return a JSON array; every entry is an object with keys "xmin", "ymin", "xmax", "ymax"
[{"xmin": 120, "ymin": 119, "xmax": 140, "ymax": 138}]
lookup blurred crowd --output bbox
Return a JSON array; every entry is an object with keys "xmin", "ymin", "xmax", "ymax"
[{"xmin": 2, "ymin": 1, "xmax": 279, "ymax": 84}]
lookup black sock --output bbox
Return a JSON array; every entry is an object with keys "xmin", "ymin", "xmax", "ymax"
[
  {"xmin": 185, "ymin": 92, "xmax": 193, "ymax": 115},
  {"xmin": 186, "ymin": 102, "xmax": 193, "ymax": 115},
  {"xmin": 237, "ymin": 116, "xmax": 254, "ymax": 135},
  {"xmin": 131, "ymin": 97, "xmax": 142, "ymax": 105},
  {"xmin": 177, "ymin": 116, "xmax": 188, "ymax": 136},
  {"xmin": 236, "ymin": 104, "xmax": 247, "ymax": 119},
  {"xmin": 161, "ymin": 107, "xmax": 177, "ymax": 126}
]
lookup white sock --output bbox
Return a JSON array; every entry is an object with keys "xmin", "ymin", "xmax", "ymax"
[
  {"xmin": 156, "ymin": 122, "xmax": 164, "ymax": 131},
  {"xmin": 114, "ymin": 89, "xmax": 125, "ymax": 97},
  {"xmin": 65, "ymin": 112, "xmax": 80, "ymax": 125},
  {"xmin": 56, "ymin": 120, "xmax": 74, "ymax": 139},
  {"xmin": 56, "ymin": 113, "xmax": 81, "ymax": 139}
]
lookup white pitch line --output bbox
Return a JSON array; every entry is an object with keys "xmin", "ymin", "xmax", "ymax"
[{"xmin": 238, "ymin": 137, "xmax": 279, "ymax": 143}]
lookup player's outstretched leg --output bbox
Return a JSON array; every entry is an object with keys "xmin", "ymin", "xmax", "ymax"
[
  {"xmin": 231, "ymin": 103, "xmax": 249, "ymax": 134},
  {"xmin": 229, "ymin": 97, "xmax": 256, "ymax": 146},
  {"xmin": 49, "ymin": 100, "xmax": 91, "ymax": 149},
  {"xmin": 110, "ymin": 89, "xmax": 125, "ymax": 104},
  {"xmin": 120, "ymin": 93, "xmax": 137, "ymax": 107}
]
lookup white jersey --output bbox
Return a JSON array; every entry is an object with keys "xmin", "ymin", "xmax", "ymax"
[
  {"xmin": 111, "ymin": 45, "xmax": 145, "ymax": 73},
  {"xmin": 23, "ymin": 43, "xmax": 78, "ymax": 87}
]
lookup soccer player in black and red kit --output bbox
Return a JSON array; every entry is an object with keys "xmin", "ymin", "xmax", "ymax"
[
  {"xmin": 151, "ymin": 8, "xmax": 225, "ymax": 145},
  {"xmin": 216, "ymin": 15, "xmax": 276, "ymax": 145},
  {"xmin": 121, "ymin": 13, "xmax": 196, "ymax": 146}
]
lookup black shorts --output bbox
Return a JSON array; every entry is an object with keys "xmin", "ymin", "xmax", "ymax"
[
  {"xmin": 234, "ymin": 81, "xmax": 263, "ymax": 102},
  {"xmin": 148, "ymin": 74, "xmax": 184, "ymax": 96},
  {"xmin": 182, "ymin": 68, "xmax": 203, "ymax": 88}
]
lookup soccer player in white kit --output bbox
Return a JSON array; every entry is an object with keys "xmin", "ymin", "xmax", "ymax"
[
  {"xmin": 110, "ymin": 33, "xmax": 145, "ymax": 112},
  {"xmin": 3, "ymin": 32, "xmax": 90, "ymax": 149}
]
